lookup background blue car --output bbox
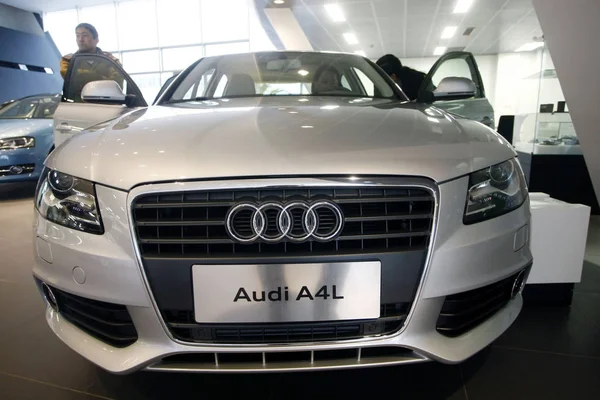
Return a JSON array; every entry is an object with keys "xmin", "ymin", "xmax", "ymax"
[{"xmin": 0, "ymin": 94, "xmax": 59, "ymax": 184}]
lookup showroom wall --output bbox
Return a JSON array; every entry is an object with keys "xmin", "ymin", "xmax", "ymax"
[
  {"xmin": 43, "ymin": 0, "xmax": 274, "ymax": 103},
  {"xmin": 0, "ymin": 3, "xmax": 63, "ymax": 103}
]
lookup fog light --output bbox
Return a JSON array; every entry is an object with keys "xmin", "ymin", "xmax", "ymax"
[
  {"xmin": 510, "ymin": 270, "xmax": 527, "ymax": 299},
  {"xmin": 41, "ymin": 282, "xmax": 59, "ymax": 312}
]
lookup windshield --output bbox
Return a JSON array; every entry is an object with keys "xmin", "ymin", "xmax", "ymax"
[
  {"xmin": 164, "ymin": 52, "xmax": 401, "ymax": 103},
  {"xmin": 0, "ymin": 95, "xmax": 60, "ymax": 119}
]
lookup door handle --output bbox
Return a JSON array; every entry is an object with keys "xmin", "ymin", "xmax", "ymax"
[{"xmin": 56, "ymin": 123, "xmax": 74, "ymax": 133}]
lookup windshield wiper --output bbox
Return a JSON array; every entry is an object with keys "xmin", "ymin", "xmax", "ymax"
[{"xmin": 194, "ymin": 97, "xmax": 211, "ymax": 101}]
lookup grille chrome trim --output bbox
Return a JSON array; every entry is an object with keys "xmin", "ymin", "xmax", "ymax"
[
  {"xmin": 127, "ymin": 177, "xmax": 440, "ymax": 348},
  {"xmin": 132, "ymin": 184, "xmax": 434, "ymax": 257},
  {"xmin": 146, "ymin": 346, "xmax": 428, "ymax": 372}
]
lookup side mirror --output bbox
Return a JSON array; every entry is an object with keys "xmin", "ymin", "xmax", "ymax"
[
  {"xmin": 81, "ymin": 80, "xmax": 126, "ymax": 105},
  {"xmin": 417, "ymin": 77, "xmax": 477, "ymax": 103},
  {"xmin": 432, "ymin": 77, "xmax": 477, "ymax": 101}
]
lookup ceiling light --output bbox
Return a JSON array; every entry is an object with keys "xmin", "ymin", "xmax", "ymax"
[
  {"xmin": 441, "ymin": 26, "xmax": 457, "ymax": 39},
  {"xmin": 354, "ymin": 50, "xmax": 366, "ymax": 57},
  {"xmin": 433, "ymin": 46, "xmax": 447, "ymax": 56},
  {"xmin": 274, "ymin": 0, "xmax": 285, "ymax": 4},
  {"xmin": 324, "ymin": 4, "xmax": 345, "ymax": 22},
  {"xmin": 454, "ymin": 0, "xmax": 474, "ymax": 14},
  {"xmin": 298, "ymin": 69, "xmax": 309, "ymax": 76},
  {"xmin": 515, "ymin": 42, "xmax": 544, "ymax": 52},
  {"xmin": 343, "ymin": 33, "xmax": 359, "ymax": 45}
]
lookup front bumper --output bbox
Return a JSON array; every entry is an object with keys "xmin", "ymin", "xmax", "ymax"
[
  {"xmin": 32, "ymin": 176, "xmax": 533, "ymax": 374},
  {"xmin": 0, "ymin": 148, "xmax": 46, "ymax": 182}
]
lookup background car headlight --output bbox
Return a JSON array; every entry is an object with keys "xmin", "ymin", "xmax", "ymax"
[
  {"xmin": 35, "ymin": 169, "xmax": 104, "ymax": 234},
  {"xmin": 464, "ymin": 158, "xmax": 528, "ymax": 224},
  {"xmin": 0, "ymin": 136, "xmax": 35, "ymax": 150}
]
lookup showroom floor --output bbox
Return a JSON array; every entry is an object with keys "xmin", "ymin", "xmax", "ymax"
[{"xmin": 1, "ymin": 183, "xmax": 599, "ymax": 400}]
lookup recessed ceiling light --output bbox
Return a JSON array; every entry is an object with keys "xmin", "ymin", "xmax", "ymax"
[
  {"xmin": 515, "ymin": 42, "xmax": 544, "ymax": 52},
  {"xmin": 298, "ymin": 69, "xmax": 309, "ymax": 76},
  {"xmin": 441, "ymin": 26, "xmax": 457, "ymax": 39},
  {"xmin": 324, "ymin": 4, "xmax": 345, "ymax": 22},
  {"xmin": 433, "ymin": 46, "xmax": 447, "ymax": 56},
  {"xmin": 274, "ymin": 0, "xmax": 285, "ymax": 4},
  {"xmin": 354, "ymin": 50, "xmax": 366, "ymax": 57},
  {"xmin": 454, "ymin": 0, "xmax": 474, "ymax": 14},
  {"xmin": 343, "ymin": 33, "xmax": 359, "ymax": 45}
]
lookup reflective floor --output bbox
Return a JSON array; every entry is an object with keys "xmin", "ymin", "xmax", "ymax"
[{"xmin": 1, "ymin": 182, "xmax": 599, "ymax": 399}]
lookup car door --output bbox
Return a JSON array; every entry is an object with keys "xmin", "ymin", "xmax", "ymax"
[
  {"xmin": 419, "ymin": 51, "xmax": 495, "ymax": 128},
  {"xmin": 53, "ymin": 53, "xmax": 147, "ymax": 148}
]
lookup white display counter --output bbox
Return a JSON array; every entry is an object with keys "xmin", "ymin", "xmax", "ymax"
[{"xmin": 527, "ymin": 193, "xmax": 590, "ymax": 285}]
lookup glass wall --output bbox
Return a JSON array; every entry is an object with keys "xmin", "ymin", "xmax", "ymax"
[
  {"xmin": 44, "ymin": 0, "xmax": 273, "ymax": 102},
  {"xmin": 512, "ymin": 43, "xmax": 578, "ymax": 155}
]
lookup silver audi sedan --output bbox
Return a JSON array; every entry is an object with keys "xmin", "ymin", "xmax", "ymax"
[{"xmin": 33, "ymin": 51, "xmax": 532, "ymax": 374}]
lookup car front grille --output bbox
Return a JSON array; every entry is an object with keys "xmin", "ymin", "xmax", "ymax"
[
  {"xmin": 163, "ymin": 302, "xmax": 409, "ymax": 344},
  {"xmin": 49, "ymin": 285, "xmax": 138, "ymax": 347},
  {"xmin": 132, "ymin": 187, "xmax": 434, "ymax": 258},
  {"xmin": 0, "ymin": 163, "xmax": 34, "ymax": 176},
  {"xmin": 436, "ymin": 268, "xmax": 529, "ymax": 337}
]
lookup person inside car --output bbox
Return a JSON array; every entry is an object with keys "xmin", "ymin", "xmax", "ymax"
[{"xmin": 312, "ymin": 65, "xmax": 345, "ymax": 94}]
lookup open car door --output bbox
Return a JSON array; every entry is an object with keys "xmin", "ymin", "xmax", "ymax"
[
  {"xmin": 53, "ymin": 54, "xmax": 147, "ymax": 148},
  {"xmin": 418, "ymin": 51, "xmax": 495, "ymax": 128}
]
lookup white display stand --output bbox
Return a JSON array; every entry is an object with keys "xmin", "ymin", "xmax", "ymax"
[{"xmin": 527, "ymin": 193, "xmax": 591, "ymax": 284}]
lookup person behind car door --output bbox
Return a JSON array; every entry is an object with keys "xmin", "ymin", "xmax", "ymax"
[
  {"xmin": 60, "ymin": 23, "xmax": 121, "ymax": 79},
  {"xmin": 60, "ymin": 23, "xmax": 124, "ymax": 101},
  {"xmin": 376, "ymin": 54, "xmax": 426, "ymax": 101}
]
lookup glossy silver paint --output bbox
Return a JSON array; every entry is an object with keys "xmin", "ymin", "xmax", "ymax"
[
  {"xmin": 33, "ymin": 174, "xmax": 531, "ymax": 373},
  {"xmin": 46, "ymin": 97, "xmax": 515, "ymax": 190},
  {"xmin": 35, "ymin": 51, "xmax": 531, "ymax": 372}
]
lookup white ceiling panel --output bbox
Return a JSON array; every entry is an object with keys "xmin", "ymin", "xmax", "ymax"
[{"xmin": 288, "ymin": 0, "xmax": 541, "ymax": 59}]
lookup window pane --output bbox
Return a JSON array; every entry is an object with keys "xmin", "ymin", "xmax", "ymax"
[
  {"xmin": 431, "ymin": 58, "xmax": 473, "ymax": 86},
  {"xmin": 117, "ymin": 0, "xmax": 158, "ymax": 50},
  {"xmin": 157, "ymin": 0, "xmax": 202, "ymax": 46},
  {"xmin": 162, "ymin": 46, "xmax": 203, "ymax": 72},
  {"xmin": 131, "ymin": 73, "xmax": 162, "ymax": 103},
  {"xmin": 121, "ymin": 50, "xmax": 160, "ymax": 74},
  {"xmin": 44, "ymin": 9, "xmax": 79, "ymax": 56},
  {"xmin": 353, "ymin": 68, "xmax": 375, "ymax": 96},
  {"xmin": 201, "ymin": 0, "xmax": 249, "ymax": 43},
  {"xmin": 65, "ymin": 55, "xmax": 127, "ymax": 102},
  {"xmin": 205, "ymin": 42, "xmax": 249, "ymax": 57},
  {"xmin": 77, "ymin": 4, "xmax": 118, "ymax": 51},
  {"xmin": 213, "ymin": 75, "xmax": 228, "ymax": 98}
]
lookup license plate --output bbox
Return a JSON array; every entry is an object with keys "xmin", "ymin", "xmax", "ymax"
[{"xmin": 192, "ymin": 261, "xmax": 381, "ymax": 323}]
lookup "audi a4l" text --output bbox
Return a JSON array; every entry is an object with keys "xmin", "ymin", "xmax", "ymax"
[{"xmin": 33, "ymin": 51, "xmax": 532, "ymax": 373}]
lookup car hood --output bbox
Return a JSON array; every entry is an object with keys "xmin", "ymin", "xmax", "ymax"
[
  {"xmin": 0, "ymin": 119, "xmax": 53, "ymax": 139},
  {"xmin": 47, "ymin": 97, "xmax": 515, "ymax": 191}
]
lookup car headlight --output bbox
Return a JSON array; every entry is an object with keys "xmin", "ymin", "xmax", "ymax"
[
  {"xmin": 464, "ymin": 158, "xmax": 528, "ymax": 224},
  {"xmin": 0, "ymin": 136, "xmax": 35, "ymax": 150},
  {"xmin": 35, "ymin": 169, "xmax": 104, "ymax": 234}
]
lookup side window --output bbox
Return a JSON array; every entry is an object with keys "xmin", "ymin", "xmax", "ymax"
[
  {"xmin": 64, "ymin": 55, "xmax": 129, "ymax": 103},
  {"xmin": 352, "ymin": 67, "xmax": 375, "ymax": 96},
  {"xmin": 213, "ymin": 75, "xmax": 229, "ymax": 98},
  {"xmin": 429, "ymin": 56, "xmax": 482, "ymax": 98},
  {"xmin": 340, "ymin": 75, "xmax": 351, "ymax": 91}
]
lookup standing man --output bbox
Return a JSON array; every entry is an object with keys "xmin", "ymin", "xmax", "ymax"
[
  {"xmin": 376, "ymin": 54, "xmax": 426, "ymax": 101},
  {"xmin": 60, "ymin": 23, "xmax": 121, "ymax": 79}
]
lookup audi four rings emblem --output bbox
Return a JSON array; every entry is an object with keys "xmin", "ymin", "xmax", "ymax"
[{"xmin": 225, "ymin": 200, "xmax": 344, "ymax": 243}]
